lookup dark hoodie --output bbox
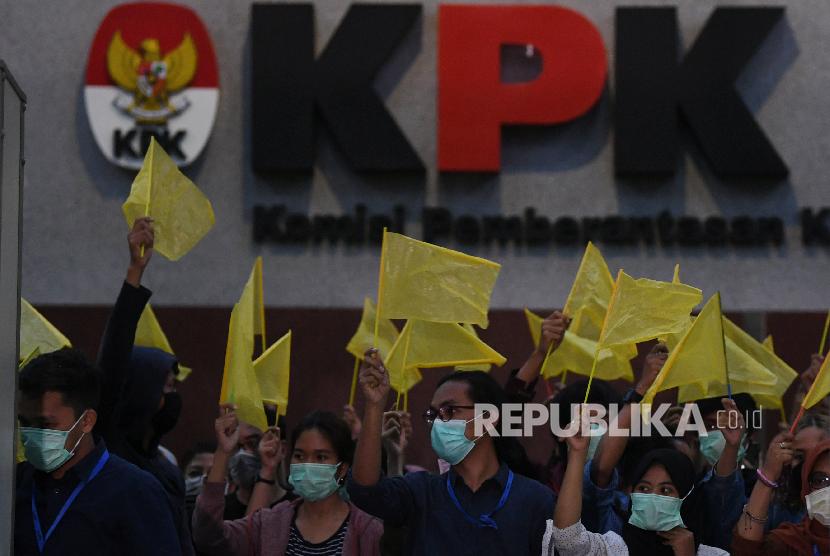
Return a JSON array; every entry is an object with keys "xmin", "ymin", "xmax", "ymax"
[{"xmin": 95, "ymin": 281, "xmax": 193, "ymax": 556}]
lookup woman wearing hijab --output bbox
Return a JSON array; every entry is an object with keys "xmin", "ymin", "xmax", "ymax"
[
  {"xmin": 732, "ymin": 437, "xmax": 830, "ymax": 555},
  {"xmin": 192, "ymin": 406, "xmax": 382, "ymax": 555},
  {"xmin": 543, "ymin": 419, "xmax": 728, "ymax": 556}
]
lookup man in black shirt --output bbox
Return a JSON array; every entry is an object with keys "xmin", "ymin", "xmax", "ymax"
[{"xmin": 15, "ymin": 348, "xmax": 181, "ymax": 555}]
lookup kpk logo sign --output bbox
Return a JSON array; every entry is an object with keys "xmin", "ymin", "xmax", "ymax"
[{"xmin": 84, "ymin": 2, "xmax": 219, "ymax": 168}]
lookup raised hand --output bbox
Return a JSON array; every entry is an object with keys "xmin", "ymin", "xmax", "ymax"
[
  {"xmin": 342, "ymin": 404, "xmax": 363, "ymax": 440},
  {"xmin": 382, "ymin": 411, "xmax": 410, "ymax": 457},
  {"xmin": 359, "ymin": 348, "xmax": 390, "ymax": 408},
  {"xmin": 538, "ymin": 311, "xmax": 571, "ymax": 354},
  {"xmin": 565, "ymin": 405, "xmax": 591, "ymax": 456},
  {"xmin": 215, "ymin": 404, "xmax": 240, "ymax": 455},
  {"xmin": 762, "ymin": 431, "xmax": 795, "ymax": 481},
  {"xmin": 636, "ymin": 342, "xmax": 668, "ymax": 395},
  {"xmin": 258, "ymin": 426, "xmax": 285, "ymax": 480},
  {"xmin": 718, "ymin": 397, "xmax": 746, "ymax": 448},
  {"xmin": 126, "ymin": 217, "xmax": 154, "ymax": 286}
]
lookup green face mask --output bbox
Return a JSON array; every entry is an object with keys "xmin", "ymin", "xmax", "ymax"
[
  {"xmin": 699, "ymin": 430, "xmax": 747, "ymax": 466},
  {"xmin": 20, "ymin": 411, "xmax": 87, "ymax": 473},
  {"xmin": 628, "ymin": 492, "xmax": 686, "ymax": 531},
  {"xmin": 289, "ymin": 463, "xmax": 342, "ymax": 501}
]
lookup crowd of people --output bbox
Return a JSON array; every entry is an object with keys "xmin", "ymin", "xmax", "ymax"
[{"xmin": 13, "ymin": 219, "xmax": 830, "ymax": 555}]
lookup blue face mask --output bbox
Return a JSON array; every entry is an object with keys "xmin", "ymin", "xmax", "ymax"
[
  {"xmin": 289, "ymin": 463, "xmax": 342, "ymax": 501},
  {"xmin": 20, "ymin": 411, "xmax": 87, "ymax": 473},
  {"xmin": 699, "ymin": 430, "xmax": 747, "ymax": 466},
  {"xmin": 628, "ymin": 492, "xmax": 686, "ymax": 531},
  {"xmin": 430, "ymin": 416, "xmax": 482, "ymax": 466}
]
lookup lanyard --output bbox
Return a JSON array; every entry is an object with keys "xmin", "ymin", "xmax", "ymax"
[
  {"xmin": 445, "ymin": 468, "xmax": 514, "ymax": 530},
  {"xmin": 32, "ymin": 449, "xmax": 110, "ymax": 553}
]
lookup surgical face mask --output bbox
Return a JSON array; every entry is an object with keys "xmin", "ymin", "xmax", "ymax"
[
  {"xmin": 151, "ymin": 392, "xmax": 182, "ymax": 437},
  {"xmin": 628, "ymin": 492, "xmax": 686, "ymax": 531},
  {"xmin": 289, "ymin": 463, "xmax": 342, "ymax": 501},
  {"xmin": 430, "ymin": 416, "xmax": 483, "ymax": 466},
  {"xmin": 806, "ymin": 486, "xmax": 830, "ymax": 526},
  {"xmin": 699, "ymin": 430, "xmax": 747, "ymax": 466},
  {"xmin": 185, "ymin": 475, "xmax": 205, "ymax": 497},
  {"xmin": 20, "ymin": 411, "xmax": 87, "ymax": 473},
  {"xmin": 587, "ymin": 422, "xmax": 603, "ymax": 461}
]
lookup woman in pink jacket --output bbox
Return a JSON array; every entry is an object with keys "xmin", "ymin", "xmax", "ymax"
[{"xmin": 193, "ymin": 406, "xmax": 382, "ymax": 555}]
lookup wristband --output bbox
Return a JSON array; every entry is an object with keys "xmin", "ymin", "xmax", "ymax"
[
  {"xmin": 255, "ymin": 475, "xmax": 276, "ymax": 485},
  {"xmin": 622, "ymin": 388, "xmax": 644, "ymax": 405},
  {"xmin": 756, "ymin": 468, "xmax": 779, "ymax": 489}
]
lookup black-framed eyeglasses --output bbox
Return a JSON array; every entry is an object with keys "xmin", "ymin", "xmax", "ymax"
[
  {"xmin": 423, "ymin": 405, "xmax": 475, "ymax": 424},
  {"xmin": 808, "ymin": 472, "xmax": 830, "ymax": 492}
]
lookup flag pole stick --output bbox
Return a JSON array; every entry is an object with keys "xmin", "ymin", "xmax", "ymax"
[
  {"xmin": 562, "ymin": 369, "xmax": 569, "ymax": 385},
  {"xmin": 403, "ymin": 390, "xmax": 409, "ymax": 413},
  {"xmin": 819, "ymin": 309, "xmax": 830, "ymax": 356},
  {"xmin": 348, "ymin": 357, "xmax": 360, "ymax": 407},
  {"xmin": 716, "ymin": 293, "xmax": 733, "ymax": 400},
  {"xmin": 583, "ymin": 351, "xmax": 600, "ymax": 404},
  {"xmin": 373, "ymin": 228, "xmax": 388, "ymax": 348},
  {"xmin": 140, "ymin": 140, "xmax": 154, "ymax": 258},
  {"xmin": 394, "ymin": 325, "xmax": 412, "ymax": 411},
  {"xmin": 789, "ymin": 405, "xmax": 805, "ymax": 435}
]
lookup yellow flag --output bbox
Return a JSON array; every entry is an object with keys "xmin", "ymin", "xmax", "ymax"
[
  {"xmin": 238, "ymin": 257, "xmax": 267, "ymax": 352},
  {"xmin": 122, "ymin": 137, "xmax": 215, "ymax": 261},
  {"xmin": 599, "ymin": 271, "xmax": 702, "ymax": 350},
  {"xmin": 377, "ymin": 232, "xmax": 501, "ymax": 328},
  {"xmin": 563, "ymin": 242, "xmax": 615, "ymax": 339},
  {"xmin": 801, "ymin": 351, "xmax": 830, "ymax": 409},
  {"xmin": 135, "ymin": 304, "xmax": 192, "ymax": 381},
  {"xmin": 389, "ymin": 366, "xmax": 424, "ymax": 394},
  {"xmin": 763, "ymin": 335, "xmax": 775, "ymax": 352},
  {"xmin": 643, "ymin": 294, "xmax": 728, "ymax": 406},
  {"xmin": 676, "ymin": 316, "xmax": 787, "ymax": 406},
  {"xmin": 384, "ymin": 320, "xmax": 505, "ymax": 390},
  {"xmin": 20, "ymin": 298, "xmax": 71, "ymax": 359},
  {"xmin": 346, "ymin": 298, "xmax": 399, "ymax": 361},
  {"xmin": 524, "ymin": 309, "xmax": 634, "ymax": 381},
  {"xmin": 456, "ymin": 324, "xmax": 492, "ymax": 372},
  {"xmin": 255, "ymin": 331, "xmax": 291, "ymax": 416},
  {"xmin": 219, "ymin": 290, "xmax": 267, "ymax": 432}
]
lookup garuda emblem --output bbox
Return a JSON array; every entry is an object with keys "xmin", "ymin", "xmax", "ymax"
[{"xmin": 107, "ymin": 31, "xmax": 197, "ymax": 124}]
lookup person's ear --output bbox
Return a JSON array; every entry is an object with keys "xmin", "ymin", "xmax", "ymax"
[
  {"xmin": 80, "ymin": 409, "xmax": 97, "ymax": 434},
  {"xmin": 337, "ymin": 462, "xmax": 350, "ymax": 483}
]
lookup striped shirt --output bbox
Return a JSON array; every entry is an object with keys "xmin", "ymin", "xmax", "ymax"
[{"xmin": 285, "ymin": 516, "xmax": 349, "ymax": 556}]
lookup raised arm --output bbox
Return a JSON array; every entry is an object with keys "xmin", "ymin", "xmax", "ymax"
[
  {"xmin": 352, "ymin": 349, "xmax": 390, "ymax": 486},
  {"xmin": 95, "ymin": 218, "xmax": 154, "ymax": 436},
  {"xmin": 382, "ymin": 411, "xmax": 411, "ymax": 477},
  {"xmin": 733, "ymin": 432, "xmax": 793, "ymax": 545},
  {"xmin": 592, "ymin": 342, "xmax": 666, "ymax": 487},
  {"xmin": 246, "ymin": 426, "xmax": 285, "ymax": 516},
  {"xmin": 554, "ymin": 415, "xmax": 590, "ymax": 528},
  {"xmin": 515, "ymin": 311, "xmax": 569, "ymax": 386}
]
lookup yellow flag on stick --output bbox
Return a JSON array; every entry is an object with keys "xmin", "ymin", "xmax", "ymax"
[
  {"xmin": 377, "ymin": 232, "xmax": 501, "ymax": 328},
  {"xmin": 763, "ymin": 335, "xmax": 775, "ymax": 352},
  {"xmin": 135, "ymin": 304, "xmax": 192, "ymax": 381},
  {"xmin": 20, "ymin": 298, "xmax": 71, "ymax": 360},
  {"xmin": 346, "ymin": 298, "xmax": 399, "ymax": 361},
  {"xmin": 384, "ymin": 320, "xmax": 506, "ymax": 390},
  {"xmin": 563, "ymin": 242, "xmax": 615, "ymax": 339},
  {"xmin": 525, "ymin": 309, "xmax": 634, "ymax": 381},
  {"xmin": 599, "ymin": 271, "xmax": 702, "ymax": 350},
  {"xmin": 642, "ymin": 294, "xmax": 728, "ymax": 406},
  {"xmin": 239, "ymin": 257, "xmax": 268, "ymax": 353},
  {"xmin": 122, "ymin": 137, "xmax": 215, "ymax": 261},
  {"xmin": 219, "ymin": 281, "xmax": 268, "ymax": 432},
  {"xmin": 802, "ymin": 354, "xmax": 830, "ymax": 410},
  {"xmin": 255, "ymin": 331, "xmax": 291, "ymax": 417},
  {"xmin": 456, "ymin": 324, "xmax": 492, "ymax": 372}
]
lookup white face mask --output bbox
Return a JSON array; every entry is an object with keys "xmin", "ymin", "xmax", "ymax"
[{"xmin": 806, "ymin": 486, "xmax": 830, "ymax": 526}]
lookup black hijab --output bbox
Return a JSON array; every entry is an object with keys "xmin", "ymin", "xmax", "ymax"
[{"xmin": 621, "ymin": 448, "xmax": 706, "ymax": 556}]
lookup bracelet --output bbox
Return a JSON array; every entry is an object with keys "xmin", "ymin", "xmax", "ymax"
[
  {"xmin": 255, "ymin": 475, "xmax": 276, "ymax": 485},
  {"xmin": 756, "ymin": 468, "xmax": 779, "ymax": 489},
  {"xmin": 741, "ymin": 504, "xmax": 768, "ymax": 531}
]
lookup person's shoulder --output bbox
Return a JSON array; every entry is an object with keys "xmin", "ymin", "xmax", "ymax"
[
  {"xmin": 348, "ymin": 503, "xmax": 384, "ymax": 538},
  {"xmin": 102, "ymin": 453, "xmax": 167, "ymax": 494}
]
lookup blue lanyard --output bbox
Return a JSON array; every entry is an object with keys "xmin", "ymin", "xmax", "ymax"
[
  {"xmin": 445, "ymin": 468, "xmax": 514, "ymax": 530},
  {"xmin": 32, "ymin": 449, "xmax": 110, "ymax": 553}
]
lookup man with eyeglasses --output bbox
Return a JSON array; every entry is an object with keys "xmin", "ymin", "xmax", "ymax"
[{"xmin": 348, "ymin": 350, "xmax": 555, "ymax": 555}]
